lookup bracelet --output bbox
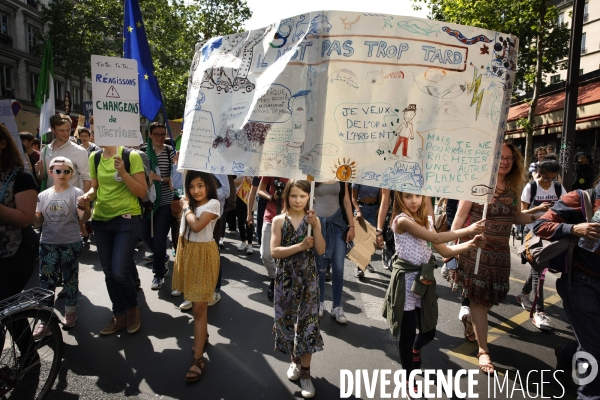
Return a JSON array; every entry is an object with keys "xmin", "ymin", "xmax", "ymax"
[{"xmin": 376, "ymin": 228, "xmax": 383, "ymax": 233}]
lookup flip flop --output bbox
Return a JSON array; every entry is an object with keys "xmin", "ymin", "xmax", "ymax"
[{"xmin": 462, "ymin": 314, "xmax": 477, "ymax": 342}]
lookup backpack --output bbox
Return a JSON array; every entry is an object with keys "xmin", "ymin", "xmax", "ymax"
[
  {"xmin": 434, "ymin": 198, "xmax": 448, "ymax": 233},
  {"xmin": 518, "ymin": 188, "xmax": 594, "ymax": 274},
  {"xmin": 93, "ymin": 147, "xmax": 154, "ymax": 215},
  {"xmin": 528, "ymin": 180, "xmax": 562, "ymax": 206}
]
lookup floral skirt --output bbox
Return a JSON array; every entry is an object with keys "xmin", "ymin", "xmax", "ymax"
[{"xmin": 172, "ymin": 237, "xmax": 220, "ymax": 303}]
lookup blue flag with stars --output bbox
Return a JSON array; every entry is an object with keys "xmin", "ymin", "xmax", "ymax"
[{"xmin": 123, "ymin": 0, "xmax": 162, "ymax": 121}]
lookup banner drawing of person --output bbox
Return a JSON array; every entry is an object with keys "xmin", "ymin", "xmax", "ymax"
[{"xmin": 390, "ymin": 103, "xmax": 416, "ymax": 160}]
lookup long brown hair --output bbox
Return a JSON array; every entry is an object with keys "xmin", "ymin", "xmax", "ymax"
[
  {"xmin": 282, "ymin": 179, "xmax": 311, "ymax": 212},
  {"xmin": 0, "ymin": 124, "xmax": 24, "ymax": 171},
  {"xmin": 391, "ymin": 191, "xmax": 429, "ymax": 229},
  {"xmin": 502, "ymin": 142, "xmax": 526, "ymax": 195}
]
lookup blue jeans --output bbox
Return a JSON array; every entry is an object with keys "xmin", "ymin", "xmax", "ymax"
[
  {"xmin": 92, "ymin": 215, "xmax": 140, "ymax": 316},
  {"xmin": 359, "ymin": 203, "xmax": 378, "ymax": 227},
  {"xmin": 140, "ymin": 204, "xmax": 171, "ymax": 278},
  {"xmin": 556, "ymin": 268, "xmax": 600, "ymax": 400},
  {"xmin": 316, "ymin": 222, "xmax": 346, "ymax": 308}
]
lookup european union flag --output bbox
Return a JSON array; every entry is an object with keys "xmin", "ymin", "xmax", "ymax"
[{"xmin": 123, "ymin": 0, "xmax": 162, "ymax": 121}]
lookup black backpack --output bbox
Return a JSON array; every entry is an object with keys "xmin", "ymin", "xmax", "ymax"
[{"xmin": 528, "ymin": 180, "xmax": 562, "ymax": 207}]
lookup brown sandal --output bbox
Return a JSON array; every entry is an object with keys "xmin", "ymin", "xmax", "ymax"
[
  {"xmin": 191, "ymin": 333, "xmax": 209, "ymax": 353},
  {"xmin": 477, "ymin": 351, "xmax": 495, "ymax": 375},
  {"xmin": 185, "ymin": 357, "xmax": 205, "ymax": 383},
  {"xmin": 462, "ymin": 314, "xmax": 477, "ymax": 343}
]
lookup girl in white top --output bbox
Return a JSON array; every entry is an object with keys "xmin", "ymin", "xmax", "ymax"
[
  {"xmin": 172, "ymin": 171, "xmax": 221, "ymax": 383},
  {"xmin": 389, "ymin": 191, "xmax": 483, "ymax": 387}
]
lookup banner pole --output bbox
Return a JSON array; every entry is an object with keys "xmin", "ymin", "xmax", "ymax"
[
  {"xmin": 307, "ymin": 175, "xmax": 315, "ymax": 237},
  {"xmin": 473, "ymin": 201, "xmax": 489, "ymax": 275}
]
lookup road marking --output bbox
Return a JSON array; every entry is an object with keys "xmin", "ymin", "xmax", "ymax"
[
  {"xmin": 447, "ymin": 294, "xmax": 562, "ymax": 367},
  {"xmin": 509, "ymin": 276, "xmax": 557, "ymax": 292}
]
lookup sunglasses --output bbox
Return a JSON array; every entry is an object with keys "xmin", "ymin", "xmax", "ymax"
[{"xmin": 52, "ymin": 169, "xmax": 72, "ymax": 175}]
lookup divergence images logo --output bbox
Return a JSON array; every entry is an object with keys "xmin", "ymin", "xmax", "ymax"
[{"xmin": 573, "ymin": 352, "xmax": 598, "ymax": 386}]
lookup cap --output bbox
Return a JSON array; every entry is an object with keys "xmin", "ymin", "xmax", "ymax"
[
  {"xmin": 49, "ymin": 157, "xmax": 74, "ymax": 170},
  {"xmin": 403, "ymin": 104, "xmax": 417, "ymax": 113}
]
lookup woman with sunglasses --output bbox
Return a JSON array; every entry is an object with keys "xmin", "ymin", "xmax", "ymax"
[{"xmin": 32, "ymin": 157, "xmax": 91, "ymax": 336}]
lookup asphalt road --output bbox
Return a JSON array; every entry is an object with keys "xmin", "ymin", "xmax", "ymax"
[{"xmin": 22, "ymin": 229, "xmax": 580, "ymax": 400}]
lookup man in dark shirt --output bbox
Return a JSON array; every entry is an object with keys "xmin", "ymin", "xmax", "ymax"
[
  {"xmin": 20, "ymin": 131, "xmax": 40, "ymax": 167},
  {"xmin": 533, "ymin": 182, "xmax": 600, "ymax": 398}
]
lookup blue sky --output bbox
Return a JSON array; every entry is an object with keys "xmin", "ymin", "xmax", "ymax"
[{"xmin": 243, "ymin": 0, "xmax": 430, "ymax": 30}]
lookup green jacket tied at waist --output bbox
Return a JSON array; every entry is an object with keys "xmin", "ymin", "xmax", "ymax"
[{"xmin": 381, "ymin": 255, "xmax": 438, "ymax": 337}]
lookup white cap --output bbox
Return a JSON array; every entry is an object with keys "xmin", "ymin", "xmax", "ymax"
[{"xmin": 49, "ymin": 156, "xmax": 74, "ymax": 170}]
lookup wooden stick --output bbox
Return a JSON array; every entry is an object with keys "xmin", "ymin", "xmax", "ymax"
[
  {"xmin": 307, "ymin": 175, "xmax": 315, "ymax": 237},
  {"xmin": 473, "ymin": 201, "xmax": 489, "ymax": 275}
]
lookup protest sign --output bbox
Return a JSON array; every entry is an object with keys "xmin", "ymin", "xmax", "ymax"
[
  {"xmin": 0, "ymin": 100, "xmax": 28, "ymax": 166},
  {"xmin": 82, "ymin": 101, "xmax": 94, "ymax": 129},
  {"xmin": 91, "ymin": 55, "xmax": 141, "ymax": 146},
  {"xmin": 347, "ymin": 216, "xmax": 378, "ymax": 271},
  {"xmin": 179, "ymin": 11, "xmax": 518, "ymax": 201}
]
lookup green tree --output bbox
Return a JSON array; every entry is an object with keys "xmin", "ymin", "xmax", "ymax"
[
  {"xmin": 413, "ymin": 0, "xmax": 570, "ymax": 168},
  {"xmin": 39, "ymin": 0, "xmax": 251, "ymax": 118}
]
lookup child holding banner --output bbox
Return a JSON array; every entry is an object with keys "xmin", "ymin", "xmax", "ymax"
[
  {"xmin": 382, "ymin": 191, "xmax": 484, "ymax": 390},
  {"xmin": 172, "ymin": 171, "xmax": 221, "ymax": 383},
  {"xmin": 271, "ymin": 180, "xmax": 325, "ymax": 399}
]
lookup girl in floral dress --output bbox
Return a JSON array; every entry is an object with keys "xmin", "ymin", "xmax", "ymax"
[{"xmin": 271, "ymin": 180, "xmax": 325, "ymax": 399}]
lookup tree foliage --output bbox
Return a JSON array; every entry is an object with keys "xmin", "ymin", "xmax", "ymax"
[
  {"xmin": 412, "ymin": 0, "xmax": 570, "ymax": 167},
  {"xmin": 39, "ymin": 0, "xmax": 252, "ymax": 118}
]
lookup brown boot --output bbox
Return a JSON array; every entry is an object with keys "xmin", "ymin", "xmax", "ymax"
[
  {"xmin": 100, "ymin": 315, "xmax": 127, "ymax": 336},
  {"xmin": 126, "ymin": 306, "xmax": 140, "ymax": 334}
]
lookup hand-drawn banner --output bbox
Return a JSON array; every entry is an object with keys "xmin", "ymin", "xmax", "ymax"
[
  {"xmin": 91, "ymin": 55, "xmax": 141, "ymax": 146},
  {"xmin": 179, "ymin": 11, "xmax": 518, "ymax": 201}
]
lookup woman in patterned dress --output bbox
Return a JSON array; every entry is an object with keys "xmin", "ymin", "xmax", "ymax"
[
  {"xmin": 448, "ymin": 143, "xmax": 533, "ymax": 374},
  {"xmin": 271, "ymin": 180, "xmax": 325, "ymax": 399}
]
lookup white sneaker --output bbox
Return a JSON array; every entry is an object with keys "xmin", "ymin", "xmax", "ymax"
[
  {"xmin": 171, "ymin": 289, "xmax": 182, "ymax": 297},
  {"xmin": 246, "ymin": 246, "xmax": 254, "ymax": 255},
  {"xmin": 532, "ymin": 312, "xmax": 551, "ymax": 330},
  {"xmin": 237, "ymin": 242, "xmax": 248, "ymax": 251},
  {"xmin": 287, "ymin": 362, "xmax": 300, "ymax": 380},
  {"xmin": 300, "ymin": 374, "xmax": 316, "ymax": 398},
  {"xmin": 208, "ymin": 292, "xmax": 221, "ymax": 306},
  {"xmin": 318, "ymin": 302, "xmax": 324, "ymax": 318},
  {"xmin": 458, "ymin": 305, "xmax": 470, "ymax": 322},
  {"xmin": 517, "ymin": 293, "xmax": 534, "ymax": 310},
  {"xmin": 179, "ymin": 300, "xmax": 192, "ymax": 310},
  {"xmin": 330, "ymin": 306, "xmax": 347, "ymax": 324}
]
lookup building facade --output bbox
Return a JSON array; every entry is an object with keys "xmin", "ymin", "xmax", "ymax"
[{"xmin": 0, "ymin": 0, "xmax": 89, "ymax": 123}]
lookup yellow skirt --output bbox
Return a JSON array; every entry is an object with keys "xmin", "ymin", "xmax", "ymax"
[{"xmin": 172, "ymin": 237, "xmax": 220, "ymax": 303}]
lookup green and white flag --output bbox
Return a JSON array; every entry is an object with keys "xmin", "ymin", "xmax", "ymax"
[{"xmin": 35, "ymin": 39, "xmax": 55, "ymax": 139}]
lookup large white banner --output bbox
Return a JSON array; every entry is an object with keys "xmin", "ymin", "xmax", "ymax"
[
  {"xmin": 179, "ymin": 11, "xmax": 518, "ymax": 201},
  {"xmin": 91, "ymin": 55, "xmax": 142, "ymax": 146}
]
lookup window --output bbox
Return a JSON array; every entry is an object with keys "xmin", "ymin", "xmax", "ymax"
[
  {"xmin": 27, "ymin": 25, "xmax": 39, "ymax": 55},
  {"xmin": 73, "ymin": 87, "xmax": 80, "ymax": 106},
  {"xmin": 558, "ymin": 12, "xmax": 565, "ymax": 26},
  {"xmin": 550, "ymin": 74, "xmax": 561, "ymax": 84},
  {"xmin": 0, "ymin": 64, "xmax": 12, "ymax": 96},
  {"xmin": 584, "ymin": 2, "xmax": 589, "ymax": 22},
  {"xmin": 1, "ymin": 13, "xmax": 8, "ymax": 35},
  {"xmin": 29, "ymin": 73, "xmax": 38, "ymax": 102},
  {"xmin": 580, "ymin": 68, "xmax": 584, "ymax": 75},
  {"xmin": 54, "ymin": 81, "xmax": 62, "ymax": 103},
  {"xmin": 581, "ymin": 32, "xmax": 587, "ymax": 54}
]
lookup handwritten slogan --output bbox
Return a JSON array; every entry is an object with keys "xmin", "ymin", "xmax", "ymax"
[
  {"xmin": 179, "ymin": 11, "xmax": 518, "ymax": 201},
  {"xmin": 91, "ymin": 55, "xmax": 141, "ymax": 146}
]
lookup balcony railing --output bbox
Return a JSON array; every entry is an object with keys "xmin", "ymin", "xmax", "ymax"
[
  {"xmin": 581, "ymin": 47, "xmax": 587, "ymax": 55},
  {"xmin": 0, "ymin": 33, "xmax": 12, "ymax": 47},
  {"xmin": 584, "ymin": 13, "xmax": 589, "ymax": 22}
]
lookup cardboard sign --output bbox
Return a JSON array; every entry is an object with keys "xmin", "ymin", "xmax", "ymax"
[
  {"xmin": 179, "ymin": 11, "xmax": 518, "ymax": 202},
  {"xmin": 91, "ymin": 55, "xmax": 141, "ymax": 146},
  {"xmin": 347, "ymin": 216, "xmax": 378, "ymax": 271}
]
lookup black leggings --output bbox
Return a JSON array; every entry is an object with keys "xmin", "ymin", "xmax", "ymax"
[
  {"xmin": 235, "ymin": 197, "xmax": 253, "ymax": 244},
  {"xmin": 398, "ymin": 308, "xmax": 436, "ymax": 375},
  {"xmin": 0, "ymin": 241, "xmax": 36, "ymax": 356}
]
